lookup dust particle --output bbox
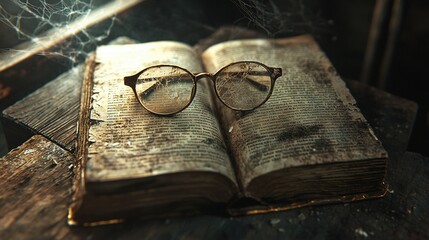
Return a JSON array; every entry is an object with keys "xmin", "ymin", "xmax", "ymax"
[
  {"xmin": 270, "ymin": 218, "xmax": 281, "ymax": 226},
  {"xmin": 355, "ymin": 228, "xmax": 368, "ymax": 238},
  {"xmin": 298, "ymin": 213, "xmax": 306, "ymax": 221},
  {"xmin": 24, "ymin": 149, "xmax": 35, "ymax": 155}
]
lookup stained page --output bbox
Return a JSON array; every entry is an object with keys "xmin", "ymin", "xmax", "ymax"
[
  {"xmin": 86, "ymin": 42, "xmax": 236, "ymax": 183},
  {"xmin": 201, "ymin": 36, "xmax": 387, "ymax": 187}
]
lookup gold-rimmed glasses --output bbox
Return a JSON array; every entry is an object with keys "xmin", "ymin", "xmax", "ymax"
[{"xmin": 124, "ymin": 61, "xmax": 282, "ymax": 116}]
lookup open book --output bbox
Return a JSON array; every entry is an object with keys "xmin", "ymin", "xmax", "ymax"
[{"xmin": 69, "ymin": 35, "xmax": 388, "ymax": 225}]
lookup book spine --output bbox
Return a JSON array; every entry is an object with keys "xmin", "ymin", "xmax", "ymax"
[{"xmin": 68, "ymin": 54, "xmax": 96, "ymax": 225}]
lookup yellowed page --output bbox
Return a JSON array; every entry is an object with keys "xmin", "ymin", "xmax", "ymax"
[
  {"xmin": 201, "ymin": 35, "xmax": 387, "ymax": 187},
  {"xmin": 86, "ymin": 42, "xmax": 236, "ymax": 183}
]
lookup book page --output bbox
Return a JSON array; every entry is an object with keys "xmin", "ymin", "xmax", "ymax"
[
  {"xmin": 201, "ymin": 36, "xmax": 387, "ymax": 187},
  {"xmin": 86, "ymin": 42, "xmax": 236, "ymax": 183}
]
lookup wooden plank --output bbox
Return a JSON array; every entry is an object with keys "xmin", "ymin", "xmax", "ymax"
[
  {"xmin": 0, "ymin": 135, "xmax": 75, "ymax": 239},
  {"xmin": 346, "ymin": 79, "xmax": 417, "ymax": 155},
  {"xmin": 0, "ymin": 0, "xmax": 143, "ymax": 111},
  {"xmin": 0, "ymin": 0, "xmax": 143, "ymax": 73},
  {"xmin": 360, "ymin": 0, "xmax": 391, "ymax": 84},
  {"xmin": 1, "ymin": 37, "xmax": 137, "ymax": 152},
  {"xmin": 0, "ymin": 53, "xmax": 70, "ymax": 111},
  {"xmin": 2, "ymin": 66, "xmax": 83, "ymax": 152},
  {"xmin": 1, "ymin": 135, "xmax": 428, "ymax": 239}
]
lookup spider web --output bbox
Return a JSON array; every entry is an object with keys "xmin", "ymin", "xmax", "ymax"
[
  {"xmin": 231, "ymin": 0, "xmax": 332, "ymax": 37},
  {"xmin": 0, "ymin": 0, "xmax": 116, "ymax": 65}
]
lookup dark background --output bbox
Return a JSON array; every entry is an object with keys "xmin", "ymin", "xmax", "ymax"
[{"xmin": 0, "ymin": 0, "xmax": 428, "ymax": 156}]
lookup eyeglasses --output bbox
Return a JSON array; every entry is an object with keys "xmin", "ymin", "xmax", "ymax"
[{"xmin": 124, "ymin": 61, "xmax": 282, "ymax": 116}]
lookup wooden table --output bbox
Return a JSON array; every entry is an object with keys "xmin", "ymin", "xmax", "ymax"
[{"xmin": 1, "ymin": 28, "xmax": 428, "ymax": 239}]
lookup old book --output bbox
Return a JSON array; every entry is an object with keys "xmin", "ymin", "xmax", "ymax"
[{"xmin": 69, "ymin": 35, "xmax": 388, "ymax": 225}]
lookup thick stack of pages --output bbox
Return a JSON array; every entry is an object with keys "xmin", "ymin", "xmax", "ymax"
[{"xmin": 69, "ymin": 35, "xmax": 387, "ymax": 225}]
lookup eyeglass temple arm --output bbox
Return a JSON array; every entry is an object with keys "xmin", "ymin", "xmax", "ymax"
[
  {"xmin": 270, "ymin": 67, "xmax": 282, "ymax": 79},
  {"xmin": 125, "ymin": 72, "xmax": 191, "ymax": 87},
  {"xmin": 124, "ymin": 74, "xmax": 139, "ymax": 87},
  {"xmin": 126, "ymin": 74, "xmax": 188, "ymax": 96},
  {"xmin": 246, "ymin": 68, "xmax": 282, "ymax": 91},
  {"xmin": 124, "ymin": 76, "xmax": 136, "ymax": 87},
  {"xmin": 216, "ymin": 68, "xmax": 283, "ymax": 91}
]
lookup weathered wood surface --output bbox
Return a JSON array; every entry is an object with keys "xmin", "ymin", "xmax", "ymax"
[
  {"xmin": 2, "ymin": 66, "xmax": 83, "ymax": 152},
  {"xmin": 1, "ymin": 37, "xmax": 137, "ymax": 152},
  {"xmin": 0, "ymin": 135, "xmax": 75, "ymax": 239},
  {"xmin": 0, "ymin": 135, "xmax": 428, "ymax": 239},
  {"xmin": 346, "ymin": 79, "xmax": 418, "ymax": 155},
  {"xmin": 0, "ymin": 0, "xmax": 143, "ymax": 111}
]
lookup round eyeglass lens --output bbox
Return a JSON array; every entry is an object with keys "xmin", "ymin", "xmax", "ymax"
[
  {"xmin": 135, "ymin": 66, "xmax": 195, "ymax": 115},
  {"xmin": 215, "ymin": 62, "xmax": 272, "ymax": 110}
]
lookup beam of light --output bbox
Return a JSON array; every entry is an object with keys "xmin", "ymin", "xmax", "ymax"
[{"xmin": 0, "ymin": 0, "xmax": 144, "ymax": 73}]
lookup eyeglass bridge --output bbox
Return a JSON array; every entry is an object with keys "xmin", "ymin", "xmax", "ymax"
[{"xmin": 194, "ymin": 72, "xmax": 214, "ymax": 80}]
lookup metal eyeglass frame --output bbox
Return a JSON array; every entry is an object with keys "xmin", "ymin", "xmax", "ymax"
[{"xmin": 124, "ymin": 61, "xmax": 282, "ymax": 116}]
